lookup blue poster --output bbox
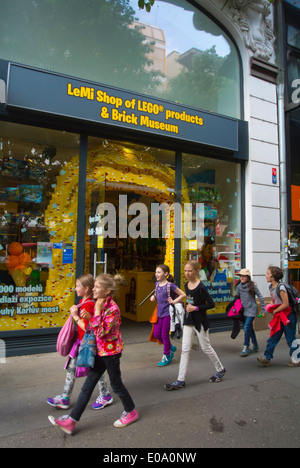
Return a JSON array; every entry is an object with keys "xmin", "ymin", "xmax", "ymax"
[{"xmin": 62, "ymin": 249, "xmax": 73, "ymax": 264}]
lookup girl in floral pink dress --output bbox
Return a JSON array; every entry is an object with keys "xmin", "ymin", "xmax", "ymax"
[{"xmin": 48, "ymin": 274, "xmax": 138, "ymax": 435}]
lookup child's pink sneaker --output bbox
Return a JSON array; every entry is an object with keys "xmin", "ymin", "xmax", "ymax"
[
  {"xmin": 113, "ymin": 409, "xmax": 139, "ymax": 428},
  {"xmin": 48, "ymin": 415, "xmax": 76, "ymax": 435}
]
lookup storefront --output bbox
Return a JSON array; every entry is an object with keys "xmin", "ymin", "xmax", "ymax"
[
  {"xmin": 0, "ymin": 0, "xmax": 248, "ymax": 355},
  {"xmin": 284, "ymin": 1, "xmax": 300, "ymax": 287}
]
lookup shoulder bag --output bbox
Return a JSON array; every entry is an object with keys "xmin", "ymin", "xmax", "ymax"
[
  {"xmin": 56, "ymin": 315, "xmax": 77, "ymax": 357},
  {"xmin": 76, "ymin": 325, "xmax": 97, "ymax": 368}
]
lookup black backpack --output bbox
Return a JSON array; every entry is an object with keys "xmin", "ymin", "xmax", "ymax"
[{"xmin": 276, "ymin": 282, "xmax": 300, "ymax": 319}]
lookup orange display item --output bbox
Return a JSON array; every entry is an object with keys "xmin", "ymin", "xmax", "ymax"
[
  {"xmin": 5, "ymin": 255, "xmax": 20, "ymax": 270},
  {"xmin": 18, "ymin": 252, "xmax": 31, "ymax": 266},
  {"xmin": 8, "ymin": 242, "xmax": 23, "ymax": 256}
]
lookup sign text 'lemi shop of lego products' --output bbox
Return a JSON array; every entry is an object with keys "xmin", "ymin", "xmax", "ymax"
[{"xmin": 6, "ymin": 63, "xmax": 239, "ymax": 152}]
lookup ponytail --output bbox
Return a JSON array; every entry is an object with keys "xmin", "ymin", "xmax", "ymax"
[{"xmin": 95, "ymin": 273, "xmax": 127, "ymax": 298}]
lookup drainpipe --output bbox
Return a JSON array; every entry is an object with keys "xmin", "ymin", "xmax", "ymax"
[{"xmin": 276, "ymin": 2, "xmax": 289, "ymax": 282}]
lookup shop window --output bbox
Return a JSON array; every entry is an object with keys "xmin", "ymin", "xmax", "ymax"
[
  {"xmin": 288, "ymin": 111, "xmax": 300, "ymax": 286},
  {"xmin": 288, "ymin": 226, "xmax": 300, "ymax": 291},
  {"xmin": 182, "ymin": 153, "xmax": 241, "ymax": 316},
  {"xmin": 0, "ymin": 122, "xmax": 79, "ymax": 332},
  {"xmin": 0, "ymin": 0, "xmax": 241, "ymax": 118}
]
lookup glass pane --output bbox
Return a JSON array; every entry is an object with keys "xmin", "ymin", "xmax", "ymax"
[
  {"xmin": 84, "ymin": 137, "xmax": 175, "ymax": 321},
  {"xmin": 134, "ymin": 0, "xmax": 240, "ymax": 118},
  {"xmin": 0, "ymin": 122, "xmax": 79, "ymax": 331},
  {"xmin": 0, "ymin": 0, "xmax": 240, "ymax": 118},
  {"xmin": 182, "ymin": 153, "xmax": 241, "ymax": 315},
  {"xmin": 288, "ymin": 227, "xmax": 300, "ymax": 293},
  {"xmin": 288, "ymin": 25, "xmax": 300, "ymax": 49},
  {"xmin": 290, "ymin": 109, "xmax": 300, "ymax": 186},
  {"xmin": 287, "ymin": 52, "xmax": 300, "ymax": 103},
  {"xmin": 86, "ymin": 168, "xmax": 107, "ymax": 278}
]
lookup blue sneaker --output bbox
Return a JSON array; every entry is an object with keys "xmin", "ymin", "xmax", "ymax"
[
  {"xmin": 157, "ymin": 354, "xmax": 173, "ymax": 367},
  {"xmin": 240, "ymin": 346, "xmax": 250, "ymax": 357},
  {"xmin": 164, "ymin": 380, "xmax": 185, "ymax": 391},
  {"xmin": 250, "ymin": 344, "xmax": 259, "ymax": 353},
  {"xmin": 171, "ymin": 345, "xmax": 177, "ymax": 353},
  {"xmin": 210, "ymin": 368, "xmax": 226, "ymax": 382}
]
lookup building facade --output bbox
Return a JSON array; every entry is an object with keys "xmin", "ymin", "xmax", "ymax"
[{"xmin": 0, "ymin": 0, "xmax": 285, "ymax": 355}]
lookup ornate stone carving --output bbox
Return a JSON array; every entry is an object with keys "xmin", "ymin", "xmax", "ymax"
[{"xmin": 230, "ymin": 0, "xmax": 275, "ymax": 61}]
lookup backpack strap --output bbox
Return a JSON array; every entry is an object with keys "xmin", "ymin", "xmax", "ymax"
[
  {"xmin": 277, "ymin": 282, "xmax": 296, "ymax": 309},
  {"xmin": 276, "ymin": 282, "xmax": 287, "ymax": 303},
  {"xmin": 78, "ymin": 298, "xmax": 95, "ymax": 309}
]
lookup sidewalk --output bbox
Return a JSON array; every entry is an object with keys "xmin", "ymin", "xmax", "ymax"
[{"xmin": 0, "ymin": 326, "xmax": 300, "ymax": 448}]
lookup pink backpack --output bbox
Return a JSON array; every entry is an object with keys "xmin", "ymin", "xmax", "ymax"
[
  {"xmin": 56, "ymin": 315, "xmax": 77, "ymax": 356},
  {"xmin": 227, "ymin": 298, "xmax": 244, "ymax": 317}
]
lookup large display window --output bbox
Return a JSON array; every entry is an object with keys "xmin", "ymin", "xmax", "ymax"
[
  {"xmin": 182, "ymin": 153, "xmax": 241, "ymax": 315},
  {"xmin": 0, "ymin": 122, "xmax": 79, "ymax": 331}
]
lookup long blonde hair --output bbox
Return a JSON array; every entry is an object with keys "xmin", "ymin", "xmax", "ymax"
[{"xmin": 95, "ymin": 273, "xmax": 127, "ymax": 298}]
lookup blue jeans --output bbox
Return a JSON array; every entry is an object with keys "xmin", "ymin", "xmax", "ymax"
[
  {"xmin": 264, "ymin": 312, "xmax": 300, "ymax": 361},
  {"xmin": 244, "ymin": 316, "xmax": 257, "ymax": 347}
]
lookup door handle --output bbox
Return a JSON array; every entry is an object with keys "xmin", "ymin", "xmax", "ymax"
[{"xmin": 94, "ymin": 252, "xmax": 107, "ymax": 276}]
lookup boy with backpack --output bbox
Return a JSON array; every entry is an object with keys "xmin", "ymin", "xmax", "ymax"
[{"xmin": 257, "ymin": 266, "xmax": 300, "ymax": 367}]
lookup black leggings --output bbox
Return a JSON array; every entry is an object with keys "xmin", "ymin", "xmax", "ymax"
[{"xmin": 70, "ymin": 353, "xmax": 135, "ymax": 421}]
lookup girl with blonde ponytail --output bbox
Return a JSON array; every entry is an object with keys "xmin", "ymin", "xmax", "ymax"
[{"xmin": 48, "ymin": 273, "xmax": 138, "ymax": 435}]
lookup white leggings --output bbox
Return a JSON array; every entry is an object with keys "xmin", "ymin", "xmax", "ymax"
[{"xmin": 178, "ymin": 325, "xmax": 223, "ymax": 382}]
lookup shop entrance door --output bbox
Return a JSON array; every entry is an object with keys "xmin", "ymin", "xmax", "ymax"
[
  {"xmin": 85, "ymin": 171, "xmax": 108, "ymax": 277},
  {"xmin": 83, "ymin": 137, "xmax": 177, "ymax": 322}
]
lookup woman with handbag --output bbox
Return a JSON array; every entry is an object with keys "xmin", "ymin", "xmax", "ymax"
[
  {"xmin": 46, "ymin": 274, "xmax": 112, "ymax": 411},
  {"xmin": 48, "ymin": 273, "xmax": 138, "ymax": 435},
  {"xmin": 235, "ymin": 268, "xmax": 265, "ymax": 357}
]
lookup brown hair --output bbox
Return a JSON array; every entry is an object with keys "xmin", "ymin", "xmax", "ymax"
[
  {"xmin": 77, "ymin": 274, "xmax": 94, "ymax": 294},
  {"xmin": 156, "ymin": 264, "xmax": 175, "ymax": 283},
  {"xmin": 268, "ymin": 266, "xmax": 283, "ymax": 282},
  {"xmin": 95, "ymin": 273, "xmax": 127, "ymax": 298}
]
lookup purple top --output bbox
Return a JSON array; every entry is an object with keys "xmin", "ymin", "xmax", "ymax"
[{"xmin": 155, "ymin": 282, "xmax": 178, "ymax": 318}]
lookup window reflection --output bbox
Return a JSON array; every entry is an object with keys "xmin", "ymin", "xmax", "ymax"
[{"xmin": 0, "ymin": 0, "xmax": 240, "ymax": 118}]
